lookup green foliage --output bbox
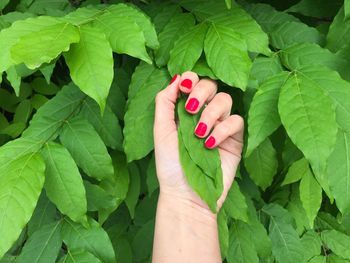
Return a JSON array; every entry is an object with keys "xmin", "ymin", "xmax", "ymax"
[{"xmin": 0, "ymin": 0, "xmax": 349, "ymax": 262}]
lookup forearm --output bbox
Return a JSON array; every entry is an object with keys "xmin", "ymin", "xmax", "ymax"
[{"xmin": 152, "ymin": 192, "xmax": 222, "ymax": 263}]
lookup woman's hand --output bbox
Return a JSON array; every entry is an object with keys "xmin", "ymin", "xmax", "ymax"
[{"xmin": 154, "ymin": 71, "xmax": 244, "ymax": 212}]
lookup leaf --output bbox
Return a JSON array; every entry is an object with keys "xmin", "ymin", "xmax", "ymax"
[
  {"xmin": 247, "ymin": 72, "xmax": 289, "ymax": 155},
  {"xmin": 249, "ymin": 56, "xmax": 284, "ymax": 85},
  {"xmin": 11, "ymin": 22, "xmax": 80, "ymax": 69},
  {"xmin": 244, "ymin": 138, "xmax": 278, "ymax": 190},
  {"xmin": 155, "ymin": 13, "xmax": 195, "ymax": 67},
  {"xmin": 346, "ymin": 0, "xmax": 350, "ymax": 20},
  {"xmin": 125, "ymin": 163, "xmax": 141, "ymax": 218},
  {"xmin": 192, "ymin": 58, "xmax": 218, "ymax": 80},
  {"xmin": 64, "ymin": 24, "xmax": 113, "ymax": 112},
  {"xmin": 327, "ymin": 130, "xmax": 350, "ymax": 214},
  {"xmin": 60, "ymin": 117, "xmax": 114, "ymax": 181},
  {"xmin": 299, "ymin": 168, "xmax": 322, "ymax": 228},
  {"xmin": 15, "ymin": 221, "xmax": 62, "ymax": 263},
  {"xmin": 0, "ymin": 16, "xmax": 63, "ymax": 73},
  {"xmin": 123, "ymin": 63, "xmax": 169, "ymax": 162},
  {"xmin": 62, "ymin": 218, "xmax": 115, "ymax": 263},
  {"xmin": 107, "ymin": 3, "xmax": 159, "ymax": 49},
  {"xmin": 327, "ymin": 7, "xmax": 350, "ymax": 52},
  {"xmin": 218, "ymin": 210, "xmax": 229, "ymax": 259},
  {"xmin": 278, "ymin": 69, "xmax": 338, "ymax": 180},
  {"xmin": 84, "ymin": 181, "xmax": 116, "ymax": 212},
  {"xmin": 282, "ymin": 158, "xmax": 310, "ymax": 186},
  {"xmin": 59, "ymin": 249, "xmax": 102, "ymax": 263},
  {"xmin": 321, "ymin": 230, "xmax": 350, "ymax": 259},
  {"xmin": 301, "ymin": 230, "xmax": 322, "ymax": 261},
  {"xmin": 227, "ymin": 221, "xmax": 259, "ymax": 263},
  {"xmin": 0, "ymin": 153, "xmax": 45, "ymax": 258},
  {"xmin": 263, "ymin": 204, "xmax": 304, "ymax": 263},
  {"xmin": 92, "ymin": 12, "xmax": 151, "ymax": 63},
  {"xmin": 287, "ymin": 0, "xmax": 342, "ymax": 18},
  {"xmin": 131, "ymin": 220, "xmax": 154, "ymax": 262},
  {"xmin": 79, "ymin": 98, "xmax": 123, "ymax": 150},
  {"xmin": 204, "ymin": 23, "xmax": 251, "ymax": 90},
  {"xmin": 223, "ymin": 181, "xmax": 249, "ymax": 222},
  {"xmin": 208, "ymin": 7, "xmax": 271, "ymax": 55},
  {"xmin": 270, "ymin": 21, "xmax": 325, "ymax": 49},
  {"xmin": 14, "ymin": 99, "xmax": 32, "ymax": 124},
  {"xmin": 151, "ymin": 3, "xmax": 182, "ymax": 33},
  {"xmin": 168, "ymin": 23, "xmax": 208, "ymax": 76},
  {"xmin": 41, "ymin": 142, "xmax": 87, "ymax": 223}
]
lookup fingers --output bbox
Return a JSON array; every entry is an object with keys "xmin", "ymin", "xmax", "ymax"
[
  {"xmin": 179, "ymin": 71, "xmax": 199, "ymax": 93},
  {"xmin": 194, "ymin": 93, "xmax": 232, "ymax": 138}
]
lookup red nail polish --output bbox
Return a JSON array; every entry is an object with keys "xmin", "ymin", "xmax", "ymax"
[
  {"xmin": 170, "ymin": 74, "xmax": 178, "ymax": 84},
  {"xmin": 205, "ymin": 136, "xmax": 216, "ymax": 148},
  {"xmin": 181, "ymin": 79, "xmax": 192, "ymax": 89},
  {"xmin": 185, "ymin": 98, "xmax": 199, "ymax": 112},
  {"xmin": 195, "ymin": 122, "xmax": 207, "ymax": 137}
]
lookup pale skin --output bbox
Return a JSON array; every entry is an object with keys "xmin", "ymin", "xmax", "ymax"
[{"xmin": 152, "ymin": 71, "xmax": 244, "ymax": 263}]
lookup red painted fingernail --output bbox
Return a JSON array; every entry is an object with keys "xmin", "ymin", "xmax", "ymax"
[
  {"xmin": 185, "ymin": 98, "xmax": 199, "ymax": 112},
  {"xmin": 205, "ymin": 136, "xmax": 216, "ymax": 148},
  {"xmin": 170, "ymin": 74, "xmax": 178, "ymax": 84},
  {"xmin": 181, "ymin": 79, "xmax": 192, "ymax": 89},
  {"xmin": 195, "ymin": 122, "xmax": 207, "ymax": 137}
]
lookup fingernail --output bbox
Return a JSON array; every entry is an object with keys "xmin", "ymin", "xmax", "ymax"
[
  {"xmin": 170, "ymin": 74, "xmax": 178, "ymax": 84},
  {"xmin": 185, "ymin": 98, "xmax": 199, "ymax": 112},
  {"xmin": 181, "ymin": 79, "xmax": 192, "ymax": 89},
  {"xmin": 205, "ymin": 136, "xmax": 216, "ymax": 148},
  {"xmin": 195, "ymin": 122, "xmax": 207, "ymax": 137}
]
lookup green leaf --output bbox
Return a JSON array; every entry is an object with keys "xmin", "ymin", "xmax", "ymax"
[
  {"xmin": 245, "ymin": 138, "xmax": 278, "ymax": 190},
  {"xmin": 79, "ymin": 98, "xmax": 122, "ymax": 151},
  {"xmin": 299, "ymin": 168, "xmax": 322, "ymax": 228},
  {"xmin": 60, "ymin": 117, "xmax": 114, "ymax": 181},
  {"xmin": 11, "ymin": 22, "xmax": 80, "ymax": 69},
  {"xmin": 192, "ymin": 58, "xmax": 218, "ymax": 80},
  {"xmin": 125, "ymin": 163, "xmax": 141, "ymax": 218},
  {"xmin": 321, "ymin": 230, "xmax": 350, "ymax": 259},
  {"xmin": 84, "ymin": 181, "xmax": 116, "ymax": 212},
  {"xmin": 107, "ymin": 3, "xmax": 159, "ymax": 49},
  {"xmin": 327, "ymin": 7, "xmax": 350, "ymax": 52},
  {"xmin": 282, "ymin": 158, "xmax": 310, "ymax": 186},
  {"xmin": 168, "ymin": 23, "xmax": 208, "ymax": 76},
  {"xmin": 131, "ymin": 220, "xmax": 154, "ymax": 262},
  {"xmin": 14, "ymin": 99, "xmax": 32, "ymax": 124},
  {"xmin": 41, "ymin": 142, "xmax": 87, "ymax": 223},
  {"xmin": 204, "ymin": 23, "xmax": 251, "ymax": 90},
  {"xmin": 62, "ymin": 218, "xmax": 115, "ymax": 263},
  {"xmin": 59, "ymin": 249, "xmax": 102, "ymax": 263},
  {"xmin": 0, "ymin": 16, "xmax": 63, "ymax": 73},
  {"xmin": 227, "ymin": 221, "xmax": 259, "ymax": 263},
  {"xmin": 346, "ymin": 0, "xmax": 350, "ymax": 20},
  {"xmin": 208, "ymin": 7, "xmax": 271, "ymax": 55},
  {"xmin": 92, "ymin": 12, "xmax": 151, "ymax": 63},
  {"xmin": 287, "ymin": 0, "xmax": 342, "ymax": 18},
  {"xmin": 123, "ymin": 63, "xmax": 169, "ymax": 162},
  {"xmin": 249, "ymin": 56, "xmax": 284, "ymax": 85},
  {"xmin": 0, "ymin": 153, "xmax": 45, "ymax": 258},
  {"xmin": 270, "ymin": 21, "xmax": 325, "ymax": 49},
  {"xmin": 152, "ymin": 3, "xmax": 182, "ymax": 33},
  {"xmin": 218, "ymin": 210, "xmax": 229, "ymax": 259},
  {"xmin": 247, "ymin": 72, "xmax": 289, "ymax": 155},
  {"xmin": 16, "ymin": 221, "xmax": 62, "ymax": 263},
  {"xmin": 278, "ymin": 69, "xmax": 338, "ymax": 179},
  {"xmin": 64, "ymin": 24, "xmax": 113, "ymax": 112},
  {"xmin": 155, "ymin": 13, "xmax": 195, "ymax": 67},
  {"xmin": 223, "ymin": 181, "xmax": 249, "ymax": 222},
  {"xmin": 301, "ymin": 230, "xmax": 322, "ymax": 261},
  {"xmin": 327, "ymin": 130, "xmax": 350, "ymax": 214}
]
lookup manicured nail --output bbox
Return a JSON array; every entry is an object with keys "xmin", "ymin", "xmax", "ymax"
[
  {"xmin": 170, "ymin": 74, "xmax": 178, "ymax": 84},
  {"xmin": 181, "ymin": 79, "xmax": 192, "ymax": 89},
  {"xmin": 185, "ymin": 98, "xmax": 199, "ymax": 112},
  {"xmin": 205, "ymin": 136, "xmax": 216, "ymax": 148},
  {"xmin": 195, "ymin": 122, "xmax": 207, "ymax": 137}
]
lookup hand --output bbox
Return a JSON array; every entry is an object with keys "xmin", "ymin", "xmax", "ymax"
[{"xmin": 154, "ymin": 71, "xmax": 244, "ymax": 212}]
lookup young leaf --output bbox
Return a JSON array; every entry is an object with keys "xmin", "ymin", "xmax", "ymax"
[
  {"xmin": 62, "ymin": 218, "xmax": 116, "ymax": 263},
  {"xmin": 321, "ymin": 230, "xmax": 350, "ymax": 259},
  {"xmin": 41, "ymin": 142, "xmax": 87, "ymax": 223},
  {"xmin": 16, "ymin": 221, "xmax": 62, "ymax": 263},
  {"xmin": 168, "ymin": 23, "xmax": 208, "ymax": 76},
  {"xmin": 327, "ymin": 130, "xmax": 350, "ymax": 215},
  {"xmin": 0, "ymin": 153, "xmax": 45, "ymax": 258},
  {"xmin": 327, "ymin": 7, "xmax": 350, "ymax": 52},
  {"xmin": 204, "ymin": 23, "xmax": 251, "ymax": 90},
  {"xmin": 247, "ymin": 72, "xmax": 289, "ymax": 155},
  {"xmin": 299, "ymin": 169, "xmax": 322, "ymax": 228},
  {"xmin": 278, "ymin": 69, "xmax": 338, "ymax": 179},
  {"xmin": 60, "ymin": 117, "xmax": 114, "ymax": 181},
  {"xmin": 155, "ymin": 13, "xmax": 195, "ymax": 67},
  {"xmin": 11, "ymin": 22, "xmax": 80, "ymax": 69},
  {"xmin": 64, "ymin": 24, "xmax": 114, "ymax": 112},
  {"xmin": 125, "ymin": 163, "xmax": 141, "ymax": 219},
  {"xmin": 282, "ymin": 158, "xmax": 310, "ymax": 186},
  {"xmin": 223, "ymin": 181, "xmax": 249, "ymax": 222},
  {"xmin": 245, "ymin": 138, "xmax": 278, "ymax": 190},
  {"xmin": 59, "ymin": 249, "xmax": 102, "ymax": 263},
  {"xmin": 123, "ymin": 63, "xmax": 169, "ymax": 162}
]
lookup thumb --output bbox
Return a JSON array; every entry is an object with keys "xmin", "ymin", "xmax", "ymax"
[{"xmin": 154, "ymin": 75, "xmax": 180, "ymax": 140}]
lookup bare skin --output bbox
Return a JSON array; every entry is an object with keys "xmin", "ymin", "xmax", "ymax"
[{"xmin": 152, "ymin": 71, "xmax": 244, "ymax": 263}]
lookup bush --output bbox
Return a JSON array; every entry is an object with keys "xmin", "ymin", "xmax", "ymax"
[{"xmin": 0, "ymin": 0, "xmax": 350, "ymax": 262}]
